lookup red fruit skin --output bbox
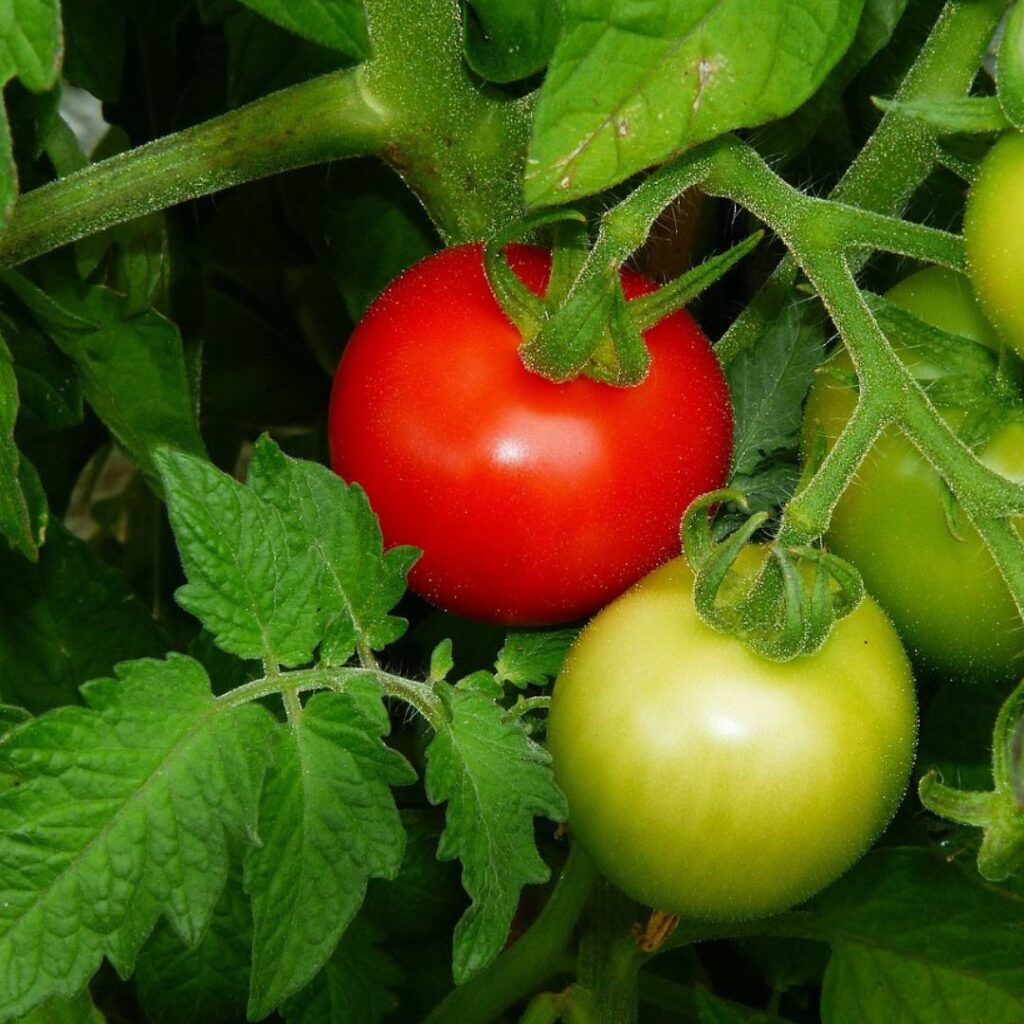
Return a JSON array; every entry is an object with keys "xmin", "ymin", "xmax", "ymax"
[{"xmin": 329, "ymin": 243, "xmax": 733, "ymax": 625}]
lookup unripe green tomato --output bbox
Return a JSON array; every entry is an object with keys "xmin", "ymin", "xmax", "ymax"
[
  {"xmin": 964, "ymin": 132, "xmax": 1024, "ymax": 356},
  {"xmin": 547, "ymin": 553, "xmax": 916, "ymax": 921},
  {"xmin": 803, "ymin": 268, "xmax": 1024, "ymax": 682}
]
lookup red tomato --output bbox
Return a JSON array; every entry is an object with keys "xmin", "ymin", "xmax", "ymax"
[{"xmin": 328, "ymin": 244, "xmax": 732, "ymax": 625}]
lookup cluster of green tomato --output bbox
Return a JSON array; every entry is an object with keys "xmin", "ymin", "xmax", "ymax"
[{"xmin": 329, "ymin": 133, "xmax": 1024, "ymax": 924}]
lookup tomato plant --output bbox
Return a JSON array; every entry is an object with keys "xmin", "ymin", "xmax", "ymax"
[
  {"xmin": 803, "ymin": 267, "xmax": 1024, "ymax": 681},
  {"xmin": 548, "ymin": 553, "xmax": 917, "ymax": 921},
  {"xmin": 2, "ymin": 2, "xmax": 1024, "ymax": 1024},
  {"xmin": 328, "ymin": 243, "xmax": 731, "ymax": 625},
  {"xmin": 965, "ymin": 132, "xmax": 1024, "ymax": 358}
]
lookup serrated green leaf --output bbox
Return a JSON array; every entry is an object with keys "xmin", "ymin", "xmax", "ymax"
[
  {"xmin": 526, "ymin": 0, "xmax": 865, "ymax": 204},
  {"xmin": 157, "ymin": 447, "xmax": 324, "ymax": 667},
  {"xmin": 812, "ymin": 848, "xmax": 1024, "ymax": 1024},
  {"xmin": 494, "ymin": 629, "xmax": 577, "ymax": 689},
  {"xmin": 281, "ymin": 914, "xmax": 401, "ymax": 1024},
  {"xmin": 134, "ymin": 854, "xmax": 251, "ymax": 1024},
  {"xmin": 3, "ymin": 314, "xmax": 82, "ymax": 433},
  {"xmin": 0, "ymin": 654, "xmax": 275, "ymax": 1021},
  {"xmin": 247, "ymin": 437, "xmax": 417, "ymax": 665},
  {"xmin": 425, "ymin": 685, "xmax": 566, "ymax": 982},
  {"xmin": 759, "ymin": 0, "xmax": 910, "ymax": 158},
  {"xmin": 0, "ymin": 520, "xmax": 168, "ymax": 713},
  {"xmin": 0, "ymin": 332, "xmax": 36, "ymax": 557},
  {"xmin": 2, "ymin": 274, "xmax": 205, "ymax": 482},
  {"xmin": 245, "ymin": 681, "xmax": 415, "ymax": 1017},
  {"xmin": 463, "ymin": 0, "xmax": 560, "ymax": 83},
  {"xmin": 727, "ymin": 297, "xmax": 825, "ymax": 480},
  {"xmin": 12, "ymin": 990, "xmax": 105, "ymax": 1024},
  {"xmin": 232, "ymin": 0, "xmax": 369, "ymax": 59}
]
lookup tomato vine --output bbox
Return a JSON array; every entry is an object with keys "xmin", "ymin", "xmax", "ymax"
[{"xmin": 1, "ymin": 1, "xmax": 1023, "ymax": 1023}]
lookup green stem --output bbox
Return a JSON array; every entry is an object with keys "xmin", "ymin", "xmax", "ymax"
[
  {"xmin": 777, "ymin": 391, "xmax": 888, "ymax": 546},
  {"xmin": 673, "ymin": 136, "xmax": 1024, "ymax": 645},
  {"xmin": 363, "ymin": 0, "xmax": 531, "ymax": 241},
  {"xmin": 830, "ymin": 207, "xmax": 965, "ymax": 271},
  {"xmin": 0, "ymin": 0, "xmax": 532, "ymax": 266},
  {"xmin": 0, "ymin": 70, "xmax": 388, "ymax": 269},
  {"xmin": 425, "ymin": 843, "xmax": 599, "ymax": 1024},
  {"xmin": 282, "ymin": 687, "xmax": 304, "ymax": 722},
  {"xmin": 714, "ymin": 0, "xmax": 1007, "ymax": 367},
  {"xmin": 576, "ymin": 883, "xmax": 643, "ymax": 1024},
  {"xmin": 506, "ymin": 696, "xmax": 554, "ymax": 721},
  {"xmin": 218, "ymin": 664, "xmax": 443, "ymax": 725},
  {"xmin": 831, "ymin": 0, "xmax": 1009, "ymax": 211}
]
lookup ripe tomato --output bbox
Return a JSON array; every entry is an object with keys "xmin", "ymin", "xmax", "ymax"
[
  {"xmin": 803, "ymin": 268, "xmax": 1024, "ymax": 682},
  {"xmin": 328, "ymin": 244, "xmax": 732, "ymax": 625},
  {"xmin": 964, "ymin": 132, "xmax": 1024, "ymax": 358},
  {"xmin": 547, "ymin": 552, "xmax": 916, "ymax": 920}
]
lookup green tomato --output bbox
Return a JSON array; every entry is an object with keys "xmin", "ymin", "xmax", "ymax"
[
  {"xmin": 547, "ymin": 553, "xmax": 916, "ymax": 921},
  {"xmin": 964, "ymin": 132, "xmax": 1024, "ymax": 357},
  {"xmin": 803, "ymin": 267, "xmax": 1024, "ymax": 682},
  {"xmin": 884, "ymin": 266, "xmax": 1001, "ymax": 356}
]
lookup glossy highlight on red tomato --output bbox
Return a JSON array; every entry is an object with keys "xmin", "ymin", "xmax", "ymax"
[{"xmin": 329, "ymin": 244, "xmax": 733, "ymax": 625}]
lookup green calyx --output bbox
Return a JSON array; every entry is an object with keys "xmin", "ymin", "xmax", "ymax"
[
  {"xmin": 482, "ymin": 209, "xmax": 762, "ymax": 387},
  {"xmin": 680, "ymin": 490, "xmax": 865, "ymax": 662},
  {"xmin": 920, "ymin": 677, "xmax": 1024, "ymax": 882}
]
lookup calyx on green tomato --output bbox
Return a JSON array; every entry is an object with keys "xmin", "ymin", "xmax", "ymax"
[
  {"xmin": 328, "ymin": 243, "xmax": 732, "ymax": 626},
  {"xmin": 547, "ymin": 550, "xmax": 916, "ymax": 921},
  {"xmin": 965, "ymin": 132, "xmax": 1024, "ymax": 358},
  {"xmin": 803, "ymin": 267, "xmax": 1024, "ymax": 682}
]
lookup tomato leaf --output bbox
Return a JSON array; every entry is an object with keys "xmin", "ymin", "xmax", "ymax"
[
  {"xmin": 230, "ymin": 0, "xmax": 370, "ymax": 60},
  {"xmin": 281, "ymin": 914, "xmax": 402, "ymax": 1024},
  {"xmin": 0, "ymin": 521, "xmax": 168, "ymax": 714},
  {"xmin": 494, "ymin": 628, "xmax": 578, "ymax": 690},
  {"xmin": 525, "ymin": 0, "xmax": 865, "ymax": 205},
  {"xmin": 0, "ymin": 332, "xmax": 42, "ymax": 558},
  {"xmin": 245, "ymin": 683, "xmax": 414, "ymax": 1017},
  {"xmin": 13, "ymin": 991, "xmax": 107, "ymax": 1024},
  {"xmin": 0, "ymin": 655, "xmax": 275, "ymax": 1021},
  {"xmin": 3, "ymin": 314, "xmax": 82, "ymax": 433},
  {"xmin": 757, "ymin": 0, "xmax": 911, "ymax": 159},
  {"xmin": 157, "ymin": 448, "xmax": 325, "ymax": 668},
  {"xmin": 812, "ymin": 847, "xmax": 1024, "ymax": 1023},
  {"xmin": 247, "ymin": 437, "xmax": 418, "ymax": 665},
  {"xmin": 0, "ymin": 0, "xmax": 62, "ymax": 233},
  {"xmin": 727, "ymin": 296, "xmax": 825, "ymax": 482},
  {"xmin": 134, "ymin": 855, "xmax": 252, "ymax": 1024},
  {"xmin": 463, "ymin": 0, "xmax": 561, "ymax": 84},
  {"xmin": 425, "ymin": 684, "xmax": 567, "ymax": 982},
  {"xmin": 1, "ymin": 273, "xmax": 206, "ymax": 484}
]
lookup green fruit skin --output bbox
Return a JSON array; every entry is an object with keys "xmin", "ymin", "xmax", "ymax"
[
  {"xmin": 547, "ymin": 555, "xmax": 917, "ymax": 921},
  {"xmin": 804, "ymin": 267, "xmax": 1024, "ymax": 682},
  {"xmin": 965, "ymin": 132, "xmax": 1024, "ymax": 358}
]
